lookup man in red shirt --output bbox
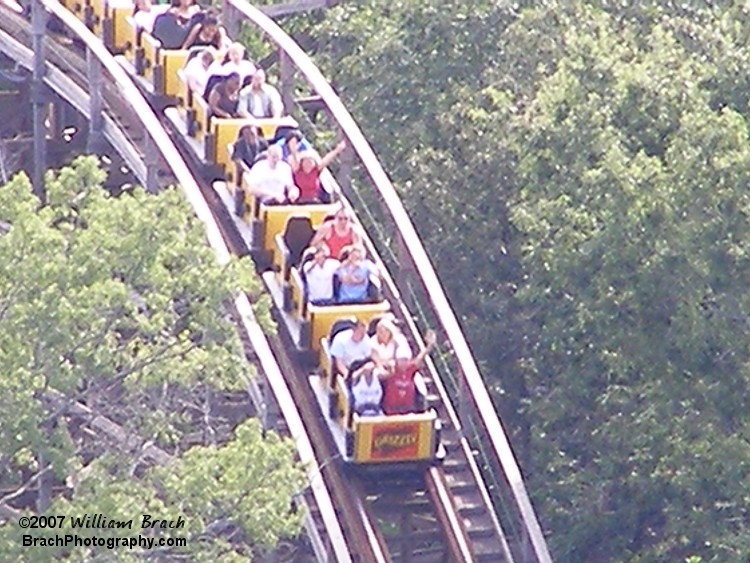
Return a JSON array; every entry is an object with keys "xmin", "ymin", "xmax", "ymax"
[{"xmin": 382, "ymin": 329, "xmax": 437, "ymax": 415}]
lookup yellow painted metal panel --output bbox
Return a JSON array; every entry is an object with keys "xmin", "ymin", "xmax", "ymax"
[
  {"xmin": 318, "ymin": 341, "xmax": 332, "ymax": 379},
  {"xmin": 353, "ymin": 413, "xmax": 436, "ymax": 463},
  {"xmin": 289, "ymin": 268, "xmax": 304, "ymax": 317},
  {"xmin": 141, "ymin": 32, "xmax": 159, "ymax": 80},
  {"xmin": 336, "ymin": 375, "xmax": 349, "ymax": 424},
  {"xmin": 210, "ymin": 118, "xmax": 247, "ymax": 175},
  {"xmin": 160, "ymin": 49, "xmax": 189, "ymax": 98},
  {"xmin": 176, "ymin": 69, "xmax": 190, "ymax": 117},
  {"xmin": 89, "ymin": 0, "xmax": 104, "ymax": 33},
  {"xmin": 192, "ymin": 93, "xmax": 209, "ymax": 140},
  {"xmin": 121, "ymin": 16, "xmax": 139, "ymax": 61},
  {"xmin": 111, "ymin": 6, "xmax": 132, "ymax": 52},
  {"xmin": 354, "ymin": 417, "xmax": 374, "ymax": 462},
  {"xmin": 416, "ymin": 416, "xmax": 435, "ymax": 459}
]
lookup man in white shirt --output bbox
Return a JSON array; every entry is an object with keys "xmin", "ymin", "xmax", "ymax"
[
  {"xmin": 349, "ymin": 361, "xmax": 383, "ymax": 416},
  {"xmin": 132, "ymin": 0, "xmax": 168, "ymax": 33},
  {"xmin": 237, "ymin": 69, "xmax": 283, "ymax": 118},
  {"xmin": 215, "ymin": 42, "xmax": 256, "ymax": 85},
  {"xmin": 303, "ymin": 246, "xmax": 340, "ymax": 305},
  {"xmin": 183, "ymin": 49, "xmax": 215, "ymax": 99},
  {"xmin": 329, "ymin": 320, "xmax": 372, "ymax": 376},
  {"xmin": 243, "ymin": 145, "xmax": 299, "ymax": 204}
]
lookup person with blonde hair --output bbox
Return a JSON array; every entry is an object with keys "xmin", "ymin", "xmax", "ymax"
[
  {"xmin": 288, "ymin": 140, "xmax": 346, "ymax": 203},
  {"xmin": 217, "ymin": 42, "xmax": 256, "ymax": 84},
  {"xmin": 370, "ymin": 318, "xmax": 410, "ymax": 369},
  {"xmin": 309, "ymin": 207, "xmax": 362, "ymax": 260}
]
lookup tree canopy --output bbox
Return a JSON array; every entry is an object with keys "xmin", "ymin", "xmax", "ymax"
[
  {"xmin": 0, "ymin": 157, "xmax": 304, "ymax": 561},
  {"xmin": 296, "ymin": 1, "xmax": 750, "ymax": 560}
]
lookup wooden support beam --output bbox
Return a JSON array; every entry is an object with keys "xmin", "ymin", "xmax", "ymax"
[
  {"xmin": 0, "ymin": 502, "xmax": 21, "ymax": 522},
  {"xmin": 42, "ymin": 390, "xmax": 172, "ymax": 466},
  {"xmin": 259, "ymin": 0, "xmax": 339, "ymax": 18}
]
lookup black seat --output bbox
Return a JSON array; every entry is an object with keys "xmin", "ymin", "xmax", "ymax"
[
  {"xmin": 332, "ymin": 272, "xmax": 341, "ymax": 302},
  {"xmin": 202, "ymin": 73, "xmax": 226, "ymax": 101},
  {"xmin": 366, "ymin": 276, "xmax": 382, "ymax": 303},
  {"xmin": 346, "ymin": 358, "xmax": 373, "ymax": 384},
  {"xmin": 152, "ymin": 13, "xmax": 189, "ymax": 50},
  {"xmin": 272, "ymin": 125, "xmax": 297, "ymax": 144},
  {"xmin": 329, "ymin": 318, "xmax": 356, "ymax": 345},
  {"xmin": 319, "ymin": 182, "xmax": 334, "ymax": 204},
  {"xmin": 325, "ymin": 316, "xmax": 357, "ymax": 396},
  {"xmin": 286, "ymin": 218, "xmax": 315, "ymax": 267},
  {"xmin": 298, "ymin": 247, "xmax": 316, "ymax": 285},
  {"xmin": 276, "ymin": 216, "xmax": 315, "ymax": 282}
]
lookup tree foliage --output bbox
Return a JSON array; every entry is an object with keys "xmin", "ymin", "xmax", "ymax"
[
  {"xmin": 0, "ymin": 158, "xmax": 303, "ymax": 560},
  {"xmin": 299, "ymin": 1, "xmax": 750, "ymax": 560}
]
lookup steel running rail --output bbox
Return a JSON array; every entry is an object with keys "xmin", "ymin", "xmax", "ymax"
[
  {"xmin": 34, "ymin": 2, "xmax": 353, "ymax": 560},
  {"xmin": 222, "ymin": 2, "xmax": 553, "ymax": 562}
]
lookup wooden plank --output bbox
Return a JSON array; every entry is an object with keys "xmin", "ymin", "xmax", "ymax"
[{"xmin": 259, "ymin": 0, "xmax": 337, "ymax": 18}]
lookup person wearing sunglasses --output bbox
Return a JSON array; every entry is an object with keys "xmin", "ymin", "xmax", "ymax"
[{"xmin": 310, "ymin": 207, "xmax": 362, "ymax": 260}]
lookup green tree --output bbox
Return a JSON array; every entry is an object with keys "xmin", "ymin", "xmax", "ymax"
[
  {"xmin": 290, "ymin": 0, "xmax": 750, "ymax": 560},
  {"xmin": 507, "ymin": 11, "xmax": 750, "ymax": 559},
  {"xmin": 0, "ymin": 157, "xmax": 303, "ymax": 560}
]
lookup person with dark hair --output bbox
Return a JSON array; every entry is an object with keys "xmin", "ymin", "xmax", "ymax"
[
  {"xmin": 271, "ymin": 129, "xmax": 307, "ymax": 160},
  {"xmin": 231, "ymin": 124, "xmax": 268, "ymax": 215},
  {"xmin": 182, "ymin": 14, "xmax": 228, "ymax": 50},
  {"xmin": 168, "ymin": 0, "xmax": 200, "ymax": 25},
  {"xmin": 207, "ymin": 72, "xmax": 240, "ymax": 118},
  {"xmin": 349, "ymin": 360, "xmax": 384, "ymax": 417},
  {"xmin": 232, "ymin": 125, "xmax": 268, "ymax": 169}
]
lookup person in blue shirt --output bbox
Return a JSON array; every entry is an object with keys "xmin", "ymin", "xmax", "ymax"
[
  {"xmin": 274, "ymin": 130, "xmax": 311, "ymax": 161},
  {"xmin": 336, "ymin": 244, "xmax": 379, "ymax": 303}
]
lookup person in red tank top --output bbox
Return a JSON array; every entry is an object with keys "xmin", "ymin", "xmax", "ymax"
[
  {"xmin": 289, "ymin": 140, "xmax": 347, "ymax": 203},
  {"xmin": 310, "ymin": 207, "xmax": 362, "ymax": 260},
  {"xmin": 382, "ymin": 329, "xmax": 437, "ymax": 415}
]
